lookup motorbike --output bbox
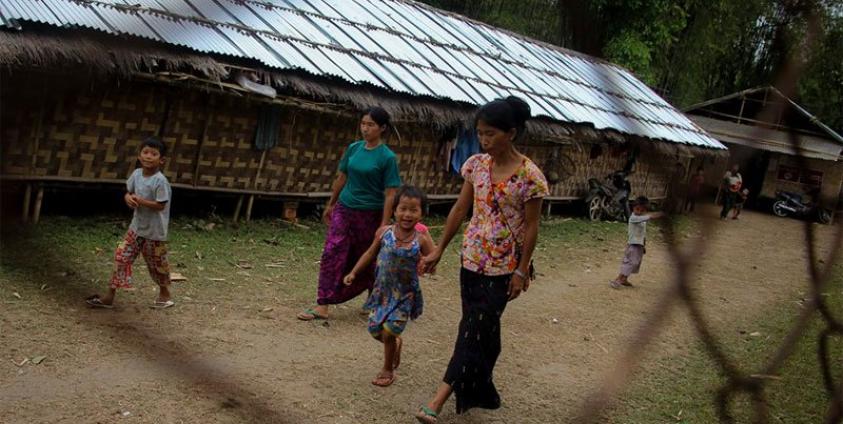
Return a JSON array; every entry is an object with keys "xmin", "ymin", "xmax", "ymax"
[
  {"xmin": 585, "ymin": 170, "xmax": 631, "ymax": 221},
  {"xmin": 772, "ymin": 191, "xmax": 831, "ymax": 224}
]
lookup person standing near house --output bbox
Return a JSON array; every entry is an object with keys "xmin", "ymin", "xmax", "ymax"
[
  {"xmin": 297, "ymin": 107, "xmax": 402, "ymax": 321},
  {"xmin": 609, "ymin": 196, "xmax": 664, "ymax": 289},
  {"xmin": 86, "ymin": 136, "xmax": 173, "ymax": 309},
  {"xmin": 414, "ymin": 96, "xmax": 549, "ymax": 423},
  {"xmin": 720, "ymin": 164, "xmax": 742, "ymax": 220},
  {"xmin": 685, "ymin": 166, "xmax": 705, "ymax": 212}
]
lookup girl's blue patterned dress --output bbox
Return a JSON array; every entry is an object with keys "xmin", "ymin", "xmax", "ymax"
[{"xmin": 363, "ymin": 226, "xmax": 424, "ymax": 336}]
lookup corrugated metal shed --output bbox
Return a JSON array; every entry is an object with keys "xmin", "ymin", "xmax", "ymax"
[{"xmin": 0, "ymin": 0, "xmax": 726, "ymax": 149}]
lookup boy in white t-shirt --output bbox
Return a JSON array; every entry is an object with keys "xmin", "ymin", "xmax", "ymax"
[
  {"xmin": 87, "ymin": 137, "xmax": 173, "ymax": 309},
  {"xmin": 610, "ymin": 196, "xmax": 664, "ymax": 289}
]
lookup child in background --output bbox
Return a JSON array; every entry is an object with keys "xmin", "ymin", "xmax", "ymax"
[
  {"xmin": 733, "ymin": 187, "xmax": 750, "ymax": 219},
  {"xmin": 610, "ymin": 196, "xmax": 663, "ymax": 289},
  {"xmin": 344, "ymin": 185, "xmax": 434, "ymax": 387},
  {"xmin": 87, "ymin": 136, "xmax": 174, "ymax": 309}
]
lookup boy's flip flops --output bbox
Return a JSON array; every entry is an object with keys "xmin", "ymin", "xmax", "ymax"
[{"xmin": 86, "ymin": 295, "xmax": 114, "ymax": 309}]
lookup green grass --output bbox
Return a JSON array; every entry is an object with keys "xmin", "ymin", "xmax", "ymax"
[
  {"xmin": 0, "ymin": 215, "xmax": 628, "ymax": 305},
  {"xmin": 614, "ymin": 265, "xmax": 843, "ymax": 424},
  {"xmin": 0, "ymin": 216, "xmax": 328, "ymax": 305}
]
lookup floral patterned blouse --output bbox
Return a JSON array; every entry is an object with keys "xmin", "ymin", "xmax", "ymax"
[{"xmin": 461, "ymin": 153, "xmax": 549, "ymax": 276}]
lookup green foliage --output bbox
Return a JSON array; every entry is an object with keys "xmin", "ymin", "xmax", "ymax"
[
  {"xmin": 602, "ymin": 31, "xmax": 655, "ymax": 83},
  {"xmin": 589, "ymin": 0, "xmax": 689, "ymax": 85},
  {"xmin": 798, "ymin": 13, "xmax": 843, "ymax": 131}
]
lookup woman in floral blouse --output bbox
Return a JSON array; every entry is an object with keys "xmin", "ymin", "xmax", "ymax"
[{"xmin": 415, "ymin": 96, "xmax": 549, "ymax": 423}]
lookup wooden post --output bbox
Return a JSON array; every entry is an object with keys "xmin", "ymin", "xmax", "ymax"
[
  {"xmin": 157, "ymin": 88, "xmax": 174, "ymax": 138},
  {"xmin": 192, "ymin": 95, "xmax": 214, "ymax": 188},
  {"xmin": 22, "ymin": 184, "xmax": 32, "ymax": 223},
  {"xmin": 28, "ymin": 93, "xmax": 47, "ymax": 191},
  {"xmin": 232, "ymin": 194, "xmax": 244, "ymax": 223},
  {"xmin": 544, "ymin": 200, "xmax": 552, "ymax": 218},
  {"xmin": 252, "ymin": 149, "xmax": 268, "ymax": 191},
  {"xmin": 245, "ymin": 194, "xmax": 255, "ymax": 223},
  {"xmin": 32, "ymin": 186, "xmax": 44, "ymax": 224}
]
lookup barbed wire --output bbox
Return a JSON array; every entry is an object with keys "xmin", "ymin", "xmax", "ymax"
[
  {"xmin": 2, "ymin": 2, "xmax": 840, "ymax": 423},
  {"xmin": 574, "ymin": 2, "xmax": 843, "ymax": 422}
]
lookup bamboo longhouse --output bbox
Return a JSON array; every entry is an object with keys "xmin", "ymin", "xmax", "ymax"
[{"xmin": 0, "ymin": 0, "xmax": 728, "ymax": 222}]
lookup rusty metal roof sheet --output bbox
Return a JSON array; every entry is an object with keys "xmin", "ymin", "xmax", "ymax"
[{"xmin": 0, "ymin": 0, "xmax": 725, "ymax": 149}]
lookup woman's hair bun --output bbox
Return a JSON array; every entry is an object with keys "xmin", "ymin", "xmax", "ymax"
[{"xmin": 504, "ymin": 96, "xmax": 531, "ymax": 125}]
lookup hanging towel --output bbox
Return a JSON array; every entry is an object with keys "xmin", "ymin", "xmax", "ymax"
[{"xmin": 450, "ymin": 127, "xmax": 480, "ymax": 174}]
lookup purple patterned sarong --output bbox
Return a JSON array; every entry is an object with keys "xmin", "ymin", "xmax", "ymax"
[{"xmin": 316, "ymin": 202, "xmax": 382, "ymax": 305}]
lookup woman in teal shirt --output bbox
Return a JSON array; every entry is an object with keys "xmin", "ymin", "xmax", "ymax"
[{"xmin": 298, "ymin": 107, "xmax": 402, "ymax": 320}]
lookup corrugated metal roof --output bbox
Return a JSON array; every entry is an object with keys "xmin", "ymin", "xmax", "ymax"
[{"xmin": 0, "ymin": 0, "xmax": 725, "ymax": 149}]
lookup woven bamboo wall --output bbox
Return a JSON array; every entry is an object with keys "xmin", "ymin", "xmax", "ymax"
[
  {"xmin": 1, "ymin": 77, "xmax": 166, "ymax": 181},
  {"xmin": 520, "ymin": 142, "xmax": 683, "ymax": 199},
  {"xmin": 1, "ymin": 75, "xmax": 680, "ymax": 200}
]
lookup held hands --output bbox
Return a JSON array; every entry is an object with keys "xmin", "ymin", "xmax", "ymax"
[
  {"xmin": 342, "ymin": 273, "xmax": 355, "ymax": 286},
  {"xmin": 419, "ymin": 248, "xmax": 443, "ymax": 275},
  {"xmin": 124, "ymin": 193, "xmax": 139, "ymax": 209}
]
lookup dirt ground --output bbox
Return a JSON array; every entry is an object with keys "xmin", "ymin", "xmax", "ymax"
[{"xmin": 0, "ymin": 206, "xmax": 838, "ymax": 423}]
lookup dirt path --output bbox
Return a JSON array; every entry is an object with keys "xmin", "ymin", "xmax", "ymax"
[{"xmin": 1, "ymin": 206, "xmax": 838, "ymax": 423}]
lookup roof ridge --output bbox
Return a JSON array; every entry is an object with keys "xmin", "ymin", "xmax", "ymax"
[
  {"xmin": 82, "ymin": 0, "xmax": 675, "ymax": 111},
  {"xmin": 240, "ymin": 0, "xmax": 671, "ymax": 109},
  {"xmin": 395, "ymin": 0, "xmax": 623, "ymax": 69},
  {"xmin": 70, "ymin": 0, "xmax": 685, "ymax": 125}
]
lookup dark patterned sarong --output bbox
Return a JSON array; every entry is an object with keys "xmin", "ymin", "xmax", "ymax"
[
  {"xmin": 444, "ymin": 267, "xmax": 511, "ymax": 414},
  {"xmin": 316, "ymin": 203, "xmax": 381, "ymax": 305}
]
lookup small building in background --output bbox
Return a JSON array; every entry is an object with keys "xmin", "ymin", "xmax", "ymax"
[{"xmin": 686, "ymin": 87, "xmax": 843, "ymax": 218}]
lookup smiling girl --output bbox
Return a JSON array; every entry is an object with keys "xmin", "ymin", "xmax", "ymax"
[{"xmin": 344, "ymin": 185, "xmax": 434, "ymax": 387}]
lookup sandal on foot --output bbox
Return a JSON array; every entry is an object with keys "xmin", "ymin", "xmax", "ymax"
[
  {"xmin": 151, "ymin": 300, "xmax": 175, "ymax": 309},
  {"xmin": 297, "ymin": 308, "xmax": 327, "ymax": 321},
  {"xmin": 621, "ymin": 280, "xmax": 634, "ymax": 287},
  {"xmin": 86, "ymin": 296, "xmax": 114, "ymax": 309},
  {"xmin": 415, "ymin": 406, "xmax": 438, "ymax": 423},
  {"xmin": 393, "ymin": 337, "xmax": 402, "ymax": 369},
  {"xmin": 371, "ymin": 373, "xmax": 395, "ymax": 387}
]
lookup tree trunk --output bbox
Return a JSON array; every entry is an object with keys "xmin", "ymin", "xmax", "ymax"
[{"xmin": 558, "ymin": 0, "xmax": 604, "ymax": 56}]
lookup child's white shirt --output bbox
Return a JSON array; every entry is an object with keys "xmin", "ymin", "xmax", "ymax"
[
  {"xmin": 127, "ymin": 168, "xmax": 171, "ymax": 241},
  {"xmin": 628, "ymin": 213, "xmax": 651, "ymax": 245}
]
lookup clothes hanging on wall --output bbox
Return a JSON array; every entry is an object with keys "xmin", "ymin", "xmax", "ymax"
[
  {"xmin": 435, "ymin": 136, "xmax": 456, "ymax": 173},
  {"xmin": 451, "ymin": 127, "xmax": 480, "ymax": 174}
]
